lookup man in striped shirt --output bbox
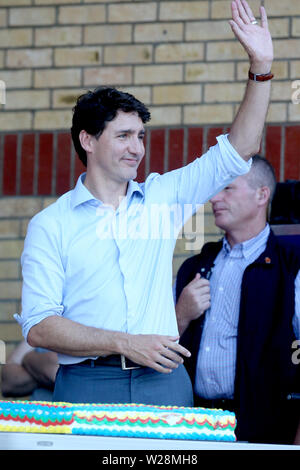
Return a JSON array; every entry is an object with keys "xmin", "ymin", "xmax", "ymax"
[{"xmin": 175, "ymin": 156, "xmax": 300, "ymax": 444}]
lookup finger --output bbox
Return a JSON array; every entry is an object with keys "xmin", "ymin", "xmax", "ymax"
[
  {"xmin": 202, "ymin": 295, "xmax": 211, "ymax": 307},
  {"xmin": 192, "ymin": 287, "xmax": 211, "ymax": 301},
  {"xmin": 194, "ymin": 278, "xmax": 210, "ymax": 288},
  {"xmin": 157, "ymin": 354, "xmax": 182, "ymax": 370},
  {"xmin": 166, "ymin": 339, "xmax": 191, "ymax": 358},
  {"xmin": 168, "ymin": 335, "xmax": 180, "ymax": 342},
  {"xmin": 187, "ymin": 273, "xmax": 201, "ymax": 286},
  {"xmin": 191, "ymin": 283, "xmax": 210, "ymax": 295},
  {"xmin": 231, "ymin": 3, "xmax": 247, "ymax": 31},
  {"xmin": 203, "ymin": 292, "xmax": 211, "ymax": 301},
  {"xmin": 148, "ymin": 361, "xmax": 173, "ymax": 374},
  {"xmin": 241, "ymin": 0, "xmax": 256, "ymax": 23},
  {"xmin": 260, "ymin": 6, "xmax": 268, "ymax": 29},
  {"xmin": 229, "ymin": 19, "xmax": 243, "ymax": 39},
  {"xmin": 197, "ymin": 286, "xmax": 211, "ymax": 296},
  {"xmin": 151, "ymin": 348, "xmax": 182, "ymax": 372},
  {"xmin": 160, "ymin": 347, "xmax": 184, "ymax": 365},
  {"xmin": 236, "ymin": 0, "xmax": 251, "ymax": 24}
]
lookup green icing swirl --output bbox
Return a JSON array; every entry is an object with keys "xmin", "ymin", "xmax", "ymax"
[{"xmin": 74, "ymin": 415, "xmax": 218, "ymax": 430}]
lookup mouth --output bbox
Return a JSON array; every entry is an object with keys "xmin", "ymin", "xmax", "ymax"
[
  {"xmin": 121, "ymin": 157, "xmax": 139, "ymax": 167},
  {"xmin": 213, "ymin": 207, "xmax": 227, "ymax": 216}
]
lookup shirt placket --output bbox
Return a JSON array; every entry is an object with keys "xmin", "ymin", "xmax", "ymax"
[{"xmin": 113, "ymin": 197, "xmax": 143, "ymax": 333}]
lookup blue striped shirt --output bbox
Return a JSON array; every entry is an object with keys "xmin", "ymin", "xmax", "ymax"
[{"xmin": 195, "ymin": 224, "xmax": 300, "ymax": 399}]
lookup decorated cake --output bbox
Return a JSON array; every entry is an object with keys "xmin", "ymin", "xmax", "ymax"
[{"xmin": 0, "ymin": 401, "xmax": 236, "ymax": 441}]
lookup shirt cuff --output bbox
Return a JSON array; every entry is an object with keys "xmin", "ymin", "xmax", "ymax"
[
  {"xmin": 217, "ymin": 134, "xmax": 252, "ymax": 176},
  {"xmin": 14, "ymin": 305, "xmax": 63, "ymax": 341}
]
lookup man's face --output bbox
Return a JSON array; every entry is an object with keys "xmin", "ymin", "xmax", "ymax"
[
  {"xmin": 89, "ymin": 110, "xmax": 145, "ymax": 184},
  {"xmin": 210, "ymin": 175, "xmax": 259, "ymax": 232}
]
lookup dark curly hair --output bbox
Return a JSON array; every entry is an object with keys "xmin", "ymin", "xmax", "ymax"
[{"xmin": 71, "ymin": 86, "xmax": 151, "ymax": 167}]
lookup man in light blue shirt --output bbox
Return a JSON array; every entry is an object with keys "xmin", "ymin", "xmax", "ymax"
[{"xmin": 16, "ymin": 1, "xmax": 275, "ymax": 405}]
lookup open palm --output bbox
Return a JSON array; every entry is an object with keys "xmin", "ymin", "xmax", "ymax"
[{"xmin": 229, "ymin": 0, "xmax": 273, "ymax": 66}]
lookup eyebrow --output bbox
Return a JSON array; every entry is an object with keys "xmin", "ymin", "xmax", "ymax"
[{"xmin": 115, "ymin": 128, "xmax": 145, "ymax": 135}]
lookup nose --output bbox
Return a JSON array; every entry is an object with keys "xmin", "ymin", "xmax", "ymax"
[
  {"xmin": 210, "ymin": 191, "xmax": 223, "ymax": 204},
  {"xmin": 128, "ymin": 136, "xmax": 143, "ymax": 156}
]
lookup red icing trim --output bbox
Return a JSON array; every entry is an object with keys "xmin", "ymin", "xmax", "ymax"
[{"xmin": 0, "ymin": 413, "xmax": 74, "ymax": 427}]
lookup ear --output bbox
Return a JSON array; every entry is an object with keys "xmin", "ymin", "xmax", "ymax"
[
  {"xmin": 257, "ymin": 186, "xmax": 270, "ymax": 206},
  {"xmin": 79, "ymin": 130, "xmax": 94, "ymax": 154}
]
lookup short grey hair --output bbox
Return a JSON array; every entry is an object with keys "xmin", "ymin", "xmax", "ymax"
[{"xmin": 246, "ymin": 155, "xmax": 277, "ymax": 203}]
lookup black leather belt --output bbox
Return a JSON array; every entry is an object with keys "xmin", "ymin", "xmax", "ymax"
[
  {"xmin": 195, "ymin": 396, "xmax": 236, "ymax": 412},
  {"xmin": 80, "ymin": 354, "xmax": 141, "ymax": 370}
]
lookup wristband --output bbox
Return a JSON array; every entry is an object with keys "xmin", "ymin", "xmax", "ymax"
[{"xmin": 248, "ymin": 70, "xmax": 274, "ymax": 82}]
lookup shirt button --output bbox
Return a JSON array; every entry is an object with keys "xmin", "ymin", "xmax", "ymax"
[
  {"xmin": 219, "ymin": 286, "xmax": 224, "ymax": 292},
  {"xmin": 205, "ymin": 346, "xmax": 210, "ymax": 352}
]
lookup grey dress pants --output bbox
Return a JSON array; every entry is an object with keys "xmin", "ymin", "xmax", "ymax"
[{"xmin": 53, "ymin": 361, "xmax": 194, "ymax": 407}]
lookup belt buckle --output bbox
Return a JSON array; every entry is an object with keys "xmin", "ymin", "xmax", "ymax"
[{"xmin": 121, "ymin": 355, "xmax": 140, "ymax": 370}]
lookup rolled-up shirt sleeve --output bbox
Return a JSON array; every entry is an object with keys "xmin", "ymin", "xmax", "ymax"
[
  {"xmin": 187, "ymin": 133, "xmax": 252, "ymax": 203},
  {"xmin": 149, "ymin": 134, "xmax": 252, "ymax": 211},
  {"xmin": 14, "ymin": 214, "xmax": 64, "ymax": 340}
]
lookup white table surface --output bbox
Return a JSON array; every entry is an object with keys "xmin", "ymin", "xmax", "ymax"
[{"xmin": 0, "ymin": 432, "xmax": 299, "ymax": 450}]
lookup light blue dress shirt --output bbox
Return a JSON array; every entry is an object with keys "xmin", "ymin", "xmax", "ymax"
[
  {"xmin": 15, "ymin": 134, "xmax": 252, "ymax": 364},
  {"xmin": 195, "ymin": 224, "xmax": 300, "ymax": 400}
]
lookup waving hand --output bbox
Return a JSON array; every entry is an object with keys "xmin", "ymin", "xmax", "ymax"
[{"xmin": 229, "ymin": 0, "xmax": 273, "ymax": 73}]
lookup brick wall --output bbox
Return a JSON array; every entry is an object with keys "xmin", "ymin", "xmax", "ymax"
[
  {"xmin": 0, "ymin": 0, "xmax": 300, "ymax": 128},
  {"xmin": 1, "ymin": 124, "xmax": 300, "ymax": 198},
  {"xmin": 1, "ymin": 0, "xmax": 300, "ymax": 394}
]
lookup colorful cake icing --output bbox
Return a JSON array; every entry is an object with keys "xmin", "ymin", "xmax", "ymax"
[{"xmin": 0, "ymin": 401, "xmax": 236, "ymax": 441}]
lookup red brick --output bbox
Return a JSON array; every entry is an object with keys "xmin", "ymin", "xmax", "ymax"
[
  {"xmin": 187, "ymin": 127, "xmax": 203, "ymax": 163},
  {"xmin": 205, "ymin": 127, "xmax": 223, "ymax": 152},
  {"xmin": 3, "ymin": 134, "xmax": 17, "ymax": 195},
  {"xmin": 168, "ymin": 129, "xmax": 184, "ymax": 171},
  {"xmin": 56, "ymin": 132, "xmax": 71, "ymax": 195},
  {"xmin": 136, "ymin": 155, "xmax": 145, "ymax": 182},
  {"xmin": 149, "ymin": 129, "xmax": 165, "ymax": 174},
  {"xmin": 20, "ymin": 134, "xmax": 35, "ymax": 195},
  {"xmin": 284, "ymin": 126, "xmax": 300, "ymax": 181},
  {"xmin": 38, "ymin": 133, "xmax": 53, "ymax": 195},
  {"xmin": 265, "ymin": 126, "xmax": 282, "ymax": 181},
  {"xmin": 136, "ymin": 130, "xmax": 147, "ymax": 182}
]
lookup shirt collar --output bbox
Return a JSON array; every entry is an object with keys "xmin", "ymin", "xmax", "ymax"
[
  {"xmin": 70, "ymin": 173, "xmax": 144, "ymax": 210},
  {"xmin": 127, "ymin": 179, "xmax": 144, "ymax": 199},
  {"xmin": 223, "ymin": 224, "xmax": 270, "ymax": 259}
]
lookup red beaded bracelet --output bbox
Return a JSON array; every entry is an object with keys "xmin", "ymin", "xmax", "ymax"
[{"xmin": 248, "ymin": 70, "xmax": 274, "ymax": 82}]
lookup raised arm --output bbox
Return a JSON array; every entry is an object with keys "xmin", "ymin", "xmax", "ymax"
[{"xmin": 227, "ymin": 0, "xmax": 273, "ymax": 160}]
